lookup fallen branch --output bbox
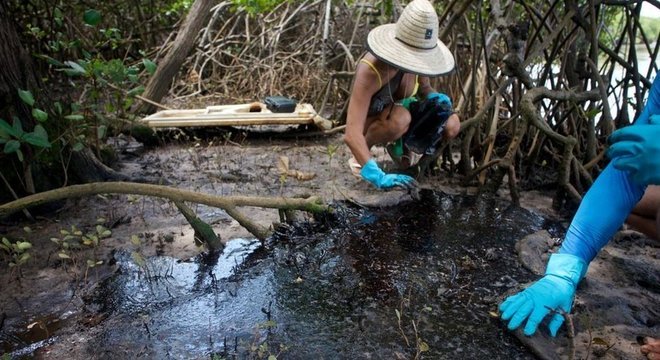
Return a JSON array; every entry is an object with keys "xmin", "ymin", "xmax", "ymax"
[{"xmin": 0, "ymin": 182, "xmax": 328, "ymax": 241}]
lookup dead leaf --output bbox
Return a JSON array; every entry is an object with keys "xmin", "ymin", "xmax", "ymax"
[
  {"xmin": 592, "ymin": 337, "xmax": 610, "ymax": 347},
  {"xmin": 277, "ymin": 156, "xmax": 290, "ymax": 174},
  {"xmin": 288, "ymin": 170, "xmax": 316, "ymax": 181},
  {"xmin": 277, "ymin": 156, "xmax": 315, "ymax": 181}
]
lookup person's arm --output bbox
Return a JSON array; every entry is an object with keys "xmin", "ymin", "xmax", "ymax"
[
  {"xmin": 566, "ymin": 76, "xmax": 660, "ymax": 262},
  {"xmin": 559, "ymin": 164, "xmax": 646, "ymax": 262},
  {"xmin": 418, "ymin": 76, "xmax": 434, "ymax": 98},
  {"xmin": 500, "ymin": 75, "xmax": 660, "ymax": 337},
  {"xmin": 344, "ymin": 65, "xmax": 379, "ymax": 166}
]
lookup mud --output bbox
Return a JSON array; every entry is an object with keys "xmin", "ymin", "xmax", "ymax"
[{"xmin": 0, "ymin": 132, "xmax": 658, "ymax": 359}]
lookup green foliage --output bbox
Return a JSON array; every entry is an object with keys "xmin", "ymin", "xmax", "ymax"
[
  {"xmin": 51, "ymin": 221, "xmax": 111, "ymax": 262},
  {"xmin": 4, "ymin": 2, "xmax": 162, "ymax": 172},
  {"xmin": 0, "ymin": 236, "xmax": 33, "ymax": 268},
  {"xmin": 0, "ymin": 89, "xmax": 51, "ymax": 162},
  {"xmin": 232, "ymin": 0, "xmax": 288, "ymax": 15},
  {"xmin": 639, "ymin": 16, "xmax": 660, "ymax": 43},
  {"xmin": 83, "ymin": 9, "xmax": 103, "ymax": 26}
]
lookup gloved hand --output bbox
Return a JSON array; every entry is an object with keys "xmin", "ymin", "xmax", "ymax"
[
  {"xmin": 607, "ymin": 114, "xmax": 660, "ymax": 185},
  {"xmin": 499, "ymin": 254, "xmax": 587, "ymax": 336},
  {"xmin": 360, "ymin": 159, "xmax": 416, "ymax": 189},
  {"xmin": 426, "ymin": 92, "xmax": 452, "ymax": 111}
]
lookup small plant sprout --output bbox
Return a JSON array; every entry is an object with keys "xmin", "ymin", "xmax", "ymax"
[{"xmin": 0, "ymin": 236, "xmax": 33, "ymax": 277}]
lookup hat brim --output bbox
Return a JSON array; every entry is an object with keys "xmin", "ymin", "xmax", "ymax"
[{"xmin": 367, "ymin": 24, "xmax": 455, "ymax": 77}]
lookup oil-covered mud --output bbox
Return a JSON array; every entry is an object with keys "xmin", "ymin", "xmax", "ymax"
[{"xmin": 1, "ymin": 190, "xmax": 566, "ymax": 359}]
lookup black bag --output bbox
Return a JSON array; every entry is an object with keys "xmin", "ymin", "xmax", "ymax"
[
  {"xmin": 264, "ymin": 96, "xmax": 297, "ymax": 113},
  {"xmin": 403, "ymin": 98, "xmax": 452, "ymax": 155}
]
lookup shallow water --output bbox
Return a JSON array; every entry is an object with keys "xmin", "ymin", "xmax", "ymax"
[{"xmin": 3, "ymin": 190, "xmax": 563, "ymax": 359}]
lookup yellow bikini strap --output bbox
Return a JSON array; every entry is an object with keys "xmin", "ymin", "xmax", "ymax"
[
  {"xmin": 412, "ymin": 75, "xmax": 419, "ymax": 96},
  {"xmin": 359, "ymin": 59, "xmax": 382, "ymax": 88}
]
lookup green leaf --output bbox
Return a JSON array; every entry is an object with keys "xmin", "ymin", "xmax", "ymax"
[
  {"xmin": 12, "ymin": 118, "xmax": 24, "ymax": 136},
  {"xmin": 64, "ymin": 114, "xmax": 84, "ymax": 121},
  {"xmin": 23, "ymin": 226, "xmax": 32, "ymax": 233},
  {"xmin": 18, "ymin": 89, "xmax": 35, "ymax": 106},
  {"xmin": 131, "ymin": 251, "xmax": 146, "ymax": 267},
  {"xmin": 83, "ymin": 9, "xmax": 102, "ymax": 26},
  {"xmin": 32, "ymin": 108, "xmax": 48, "ymax": 122},
  {"xmin": 130, "ymin": 235, "xmax": 141, "ymax": 246},
  {"xmin": 16, "ymin": 148, "xmax": 24, "ymax": 162},
  {"xmin": 142, "ymin": 59, "xmax": 157, "ymax": 75},
  {"xmin": 268, "ymin": 356, "xmax": 277, "ymax": 360},
  {"xmin": 33, "ymin": 124, "xmax": 49, "ymax": 142},
  {"xmin": 4, "ymin": 140, "xmax": 20, "ymax": 154},
  {"xmin": 23, "ymin": 126, "xmax": 51, "ymax": 148},
  {"xmin": 72, "ymin": 142, "xmax": 85, "ymax": 152},
  {"xmin": 418, "ymin": 341, "xmax": 429, "ymax": 352},
  {"xmin": 0, "ymin": 118, "xmax": 19, "ymax": 138},
  {"xmin": 2, "ymin": 238, "xmax": 11, "ymax": 247},
  {"xmin": 36, "ymin": 54, "xmax": 64, "ymax": 67},
  {"xmin": 63, "ymin": 61, "xmax": 87, "ymax": 76},
  {"xmin": 97, "ymin": 125, "xmax": 107, "ymax": 140},
  {"xmin": 58, "ymin": 252, "xmax": 71, "ymax": 259},
  {"xmin": 16, "ymin": 241, "xmax": 32, "ymax": 251},
  {"xmin": 18, "ymin": 253, "xmax": 31, "ymax": 263},
  {"xmin": 127, "ymin": 85, "xmax": 145, "ymax": 97}
]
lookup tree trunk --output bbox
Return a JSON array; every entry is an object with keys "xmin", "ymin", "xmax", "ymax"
[
  {"xmin": 69, "ymin": 148, "xmax": 132, "ymax": 183},
  {"xmin": 137, "ymin": 0, "xmax": 216, "ymax": 113},
  {"xmin": 0, "ymin": 1, "xmax": 40, "ymax": 123}
]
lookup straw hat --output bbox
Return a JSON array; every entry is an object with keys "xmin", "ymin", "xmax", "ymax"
[{"xmin": 366, "ymin": 0, "xmax": 454, "ymax": 76}]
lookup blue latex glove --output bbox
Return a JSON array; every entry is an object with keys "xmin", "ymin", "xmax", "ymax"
[
  {"xmin": 607, "ymin": 114, "xmax": 660, "ymax": 185},
  {"xmin": 500, "ymin": 254, "xmax": 587, "ymax": 336},
  {"xmin": 360, "ymin": 159, "xmax": 416, "ymax": 189},
  {"xmin": 426, "ymin": 92, "xmax": 452, "ymax": 111}
]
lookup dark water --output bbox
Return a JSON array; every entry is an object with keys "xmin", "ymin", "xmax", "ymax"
[{"xmin": 4, "ymin": 190, "xmax": 562, "ymax": 359}]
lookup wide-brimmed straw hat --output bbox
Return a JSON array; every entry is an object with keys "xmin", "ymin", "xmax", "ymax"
[{"xmin": 366, "ymin": 0, "xmax": 455, "ymax": 76}]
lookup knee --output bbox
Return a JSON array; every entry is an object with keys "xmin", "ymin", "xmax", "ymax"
[
  {"xmin": 444, "ymin": 114, "xmax": 461, "ymax": 139},
  {"xmin": 393, "ymin": 107, "xmax": 412, "ymax": 139},
  {"xmin": 389, "ymin": 107, "xmax": 412, "ymax": 138}
]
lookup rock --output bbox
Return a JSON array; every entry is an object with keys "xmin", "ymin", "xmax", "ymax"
[{"xmin": 515, "ymin": 230, "xmax": 553, "ymax": 275}]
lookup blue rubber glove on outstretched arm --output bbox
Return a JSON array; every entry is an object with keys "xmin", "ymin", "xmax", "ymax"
[
  {"xmin": 500, "ymin": 76, "xmax": 660, "ymax": 337},
  {"xmin": 500, "ymin": 254, "xmax": 587, "ymax": 336},
  {"xmin": 607, "ymin": 114, "xmax": 660, "ymax": 185},
  {"xmin": 360, "ymin": 159, "xmax": 416, "ymax": 190}
]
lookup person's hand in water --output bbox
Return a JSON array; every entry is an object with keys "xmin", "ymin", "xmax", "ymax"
[
  {"xmin": 608, "ymin": 114, "xmax": 660, "ymax": 185},
  {"xmin": 499, "ymin": 254, "xmax": 586, "ymax": 336},
  {"xmin": 360, "ymin": 159, "xmax": 417, "ymax": 190}
]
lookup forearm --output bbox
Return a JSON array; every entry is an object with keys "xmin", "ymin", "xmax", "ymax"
[
  {"xmin": 559, "ymin": 162, "xmax": 646, "ymax": 263},
  {"xmin": 344, "ymin": 129, "xmax": 372, "ymax": 165}
]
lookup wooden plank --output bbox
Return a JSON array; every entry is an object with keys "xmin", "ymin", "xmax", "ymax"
[
  {"xmin": 144, "ymin": 113, "xmax": 314, "ymax": 121},
  {"xmin": 141, "ymin": 102, "xmax": 325, "ymax": 129},
  {"xmin": 146, "ymin": 117, "xmax": 314, "ymax": 128}
]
